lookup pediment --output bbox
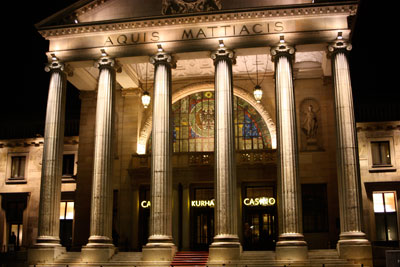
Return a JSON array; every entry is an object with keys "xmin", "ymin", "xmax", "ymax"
[{"xmin": 36, "ymin": 0, "xmax": 311, "ymax": 29}]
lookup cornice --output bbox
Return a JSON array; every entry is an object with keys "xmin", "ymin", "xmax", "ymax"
[
  {"xmin": 356, "ymin": 121, "xmax": 400, "ymax": 132},
  {"xmin": 0, "ymin": 136, "xmax": 79, "ymax": 148},
  {"xmin": 38, "ymin": 3, "xmax": 357, "ymax": 39}
]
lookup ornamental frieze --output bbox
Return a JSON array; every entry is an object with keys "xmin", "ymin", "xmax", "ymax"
[{"xmin": 162, "ymin": 0, "xmax": 222, "ymax": 15}]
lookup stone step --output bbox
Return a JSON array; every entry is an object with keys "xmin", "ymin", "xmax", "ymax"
[
  {"xmin": 54, "ymin": 252, "xmax": 82, "ymax": 263},
  {"xmin": 171, "ymin": 251, "xmax": 208, "ymax": 267},
  {"xmin": 110, "ymin": 251, "xmax": 142, "ymax": 261}
]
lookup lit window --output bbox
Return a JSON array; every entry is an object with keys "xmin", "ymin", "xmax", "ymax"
[
  {"xmin": 60, "ymin": 201, "xmax": 74, "ymax": 220},
  {"xmin": 373, "ymin": 192, "xmax": 398, "ymax": 242},
  {"xmin": 149, "ymin": 91, "xmax": 272, "ymax": 153},
  {"xmin": 11, "ymin": 156, "xmax": 26, "ymax": 179},
  {"xmin": 371, "ymin": 141, "xmax": 391, "ymax": 167}
]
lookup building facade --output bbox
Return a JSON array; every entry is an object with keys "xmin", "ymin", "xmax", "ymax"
[{"xmin": 1, "ymin": 0, "xmax": 398, "ymax": 266}]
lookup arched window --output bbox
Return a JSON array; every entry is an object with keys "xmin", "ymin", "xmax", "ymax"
[{"xmin": 169, "ymin": 91, "xmax": 272, "ymax": 153}]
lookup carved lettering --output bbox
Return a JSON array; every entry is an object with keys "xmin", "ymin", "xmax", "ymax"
[
  {"xmin": 182, "ymin": 29, "xmax": 194, "ymax": 39},
  {"xmin": 117, "ymin": 34, "xmax": 128, "ymax": 44},
  {"xmin": 104, "ymin": 22, "xmax": 285, "ymax": 46},
  {"xmin": 104, "ymin": 36, "xmax": 114, "ymax": 46},
  {"xmin": 274, "ymin": 21, "xmax": 284, "ymax": 32},
  {"xmin": 239, "ymin": 25, "xmax": 250, "ymax": 35},
  {"xmin": 151, "ymin": 31, "xmax": 160, "ymax": 41},
  {"xmin": 252, "ymin": 23, "xmax": 263, "ymax": 34},
  {"xmin": 207, "ymin": 26, "xmax": 217, "ymax": 37},
  {"xmin": 196, "ymin": 28, "xmax": 207, "ymax": 38}
]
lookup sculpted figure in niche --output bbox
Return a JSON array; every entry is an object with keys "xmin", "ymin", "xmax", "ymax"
[
  {"xmin": 302, "ymin": 104, "xmax": 318, "ymax": 139},
  {"xmin": 299, "ymin": 98, "xmax": 322, "ymax": 151},
  {"xmin": 162, "ymin": 0, "xmax": 222, "ymax": 15}
]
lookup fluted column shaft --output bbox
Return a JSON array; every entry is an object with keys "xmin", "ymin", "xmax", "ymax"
[
  {"xmin": 271, "ymin": 43, "xmax": 306, "ymax": 246},
  {"xmin": 87, "ymin": 56, "xmax": 116, "ymax": 247},
  {"xmin": 36, "ymin": 60, "xmax": 67, "ymax": 247},
  {"xmin": 328, "ymin": 39, "xmax": 368, "ymax": 244},
  {"xmin": 211, "ymin": 46, "xmax": 239, "ymax": 244},
  {"xmin": 147, "ymin": 51, "xmax": 174, "ymax": 246}
]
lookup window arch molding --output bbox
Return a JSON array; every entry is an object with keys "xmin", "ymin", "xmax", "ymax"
[{"xmin": 137, "ymin": 82, "xmax": 276, "ymax": 154}]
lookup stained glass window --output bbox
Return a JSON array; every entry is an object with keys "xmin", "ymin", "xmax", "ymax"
[{"xmin": 169, "ymin": 91, "xmax": 271, "ymax": 152}]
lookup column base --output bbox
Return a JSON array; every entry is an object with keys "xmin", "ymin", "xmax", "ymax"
[
  {"xmin": 337, "ymin": 232, "xmax": 372, "ymax": 266},
  {"xmin": 81, "ymin": 236, "xmax": 115, "ymax": 262},
  {"xmin": 275, "ymin": 233, "xmax": 308, "ymax": 261},
  {"xmin": 28, "ymin": 245, "xmax": 66, "ymax": 264},
  {"xmin": 208, "ymin": 235, "xmax": 242, "ymax": 262},
  {"xmin": 142, "ymin": 243, "xmax": 176, "ymax": 261}
]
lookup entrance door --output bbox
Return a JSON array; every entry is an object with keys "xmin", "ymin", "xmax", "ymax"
[
  {"xmin": 193, "ymin": 207, "xmax": 214, "ymax": 250},
  {"xmin": 139, "ymin": 186, "xmax": 151, "ymax": 248},
  {"xmin": 242, "ymin": 185, "xmax": 277, "ymax": 250},
  {"xmin": 243, "ymin": 208, "xmax": 276, "ymax": 250},
  {"xmin": 191, "ymin": 187, "xmax": 214, "ymax": 251}
]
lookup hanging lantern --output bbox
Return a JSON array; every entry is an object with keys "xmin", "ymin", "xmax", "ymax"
[
  {"xmin": 141, "ymin": 91, "xmax": 151, "ymax": 108},
  {"xmin": 253, "ymin": 85, "xmax": 263, "ymax": 103}
]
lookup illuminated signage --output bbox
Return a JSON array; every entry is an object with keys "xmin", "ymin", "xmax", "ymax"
[
  {"xmin": 243, "ymin": 197, "xmax": 275, "ymax": 207},
  {"xmin": 141, "ymin": 200, "xmax": 151, "ymax": 208},
  {"xmin": 191, "ymin": 199, "xmax": 215, "ymax": 208}
]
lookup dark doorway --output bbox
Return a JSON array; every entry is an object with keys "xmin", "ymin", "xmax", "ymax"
[
  {"xmin": 60, "ymin": 192, "xmax": 75, "ymax": 250},
  {"xmin": 242, "ymin": 185, "xmax": 277, "ymax": 250},
  {"xmin": 191, "ymin": 187, "xmax": 214, "ymax": 251},
  {"xmin": 1, "ymin": 193, "xmax": 28, "ymax": 251},
  {"xmin": 139, "ymin": 185, "xmax": 150, "ymax": 249}
]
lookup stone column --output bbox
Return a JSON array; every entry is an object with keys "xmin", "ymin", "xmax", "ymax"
[
  {"xmin": 270, "ymin": 40, "xmax": 307, "ymax": 260},
  {"xmin": 208, "ymin": 42, "xmax": 241, "ymax": 262},
  {"xmin": 142, "ymin": 49, "xmax": 176, "ymax": 262},
  {"xmin": 328, "ymin": 37, "xmax": 372, "ymax": 265},
  {"xmin": 82, "ymin": 55, "xmax": 116, "ymax": 261},
  {"xmin": 28, "ymin": 58, "xmax": 67, "ymax": 263}
]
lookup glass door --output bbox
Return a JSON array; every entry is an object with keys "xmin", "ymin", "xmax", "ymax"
[
  {"xmin": 242, "ymin": 185, "xmax": 277, "ymax": 250},
  {"xmin": 191, "ymin": 187, "xmax": 214, "ymax": 250}
]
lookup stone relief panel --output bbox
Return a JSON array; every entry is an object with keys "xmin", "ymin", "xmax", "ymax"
[
  {"xmin": 299, "ymin": 98, "xmax": 323, "ymax": 151},
  {"xmin": 162, "ymin": 0, "xmax": 222, "ymax": 15}
]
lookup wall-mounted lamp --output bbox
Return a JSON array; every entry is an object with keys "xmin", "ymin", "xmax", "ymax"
[
  {"xmin": 157, "ymin": 44, "xmax": 163, "ymax": 52},
  {"xmin": 337, "ymin": 32, "xmax": 343, "ymax": 40}
]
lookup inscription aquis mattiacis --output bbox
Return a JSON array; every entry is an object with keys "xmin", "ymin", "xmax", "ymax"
[{"xmin": 103, "ymin": 21, "xmax": 285, "ymax": 46}]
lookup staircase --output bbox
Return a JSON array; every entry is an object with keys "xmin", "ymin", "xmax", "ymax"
[{"xmin": 170, "ymin": 251, "xmax": 209, "ymax": 267}]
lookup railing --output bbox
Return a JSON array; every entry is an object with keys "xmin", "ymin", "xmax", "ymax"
[{"xmin": 131, "ymin": 150, "xmax": 276, "ymax": 169}]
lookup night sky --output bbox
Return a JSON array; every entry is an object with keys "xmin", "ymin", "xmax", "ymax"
[{"xmin": 1, "ymin": 0, "xmax": 398, "ymax": 139}]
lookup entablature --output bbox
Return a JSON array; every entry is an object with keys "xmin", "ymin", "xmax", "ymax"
[{"xmin": 39, "ymin": 2, "xmax": 356, "ymax": 64}]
